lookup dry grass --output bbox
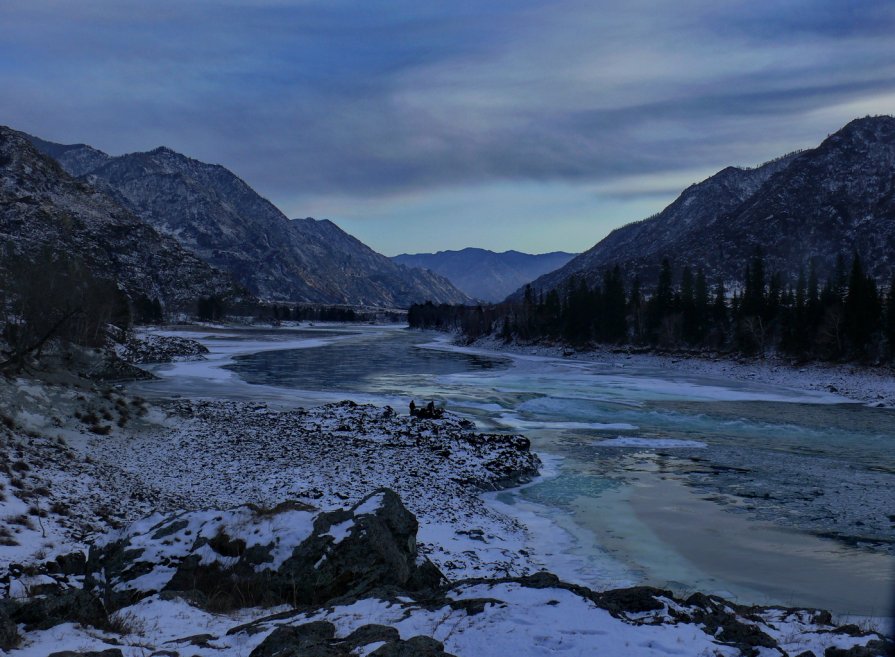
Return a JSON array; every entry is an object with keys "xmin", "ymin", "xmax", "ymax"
[
  {"xmin": 7, "ymin": 513, "xmax": 34, "ymax": 529},
  {"xmin": 0, "ymin": 525, "xmax": 19, "ymax": 546},
  {"xmin": 106, "ymin": 609, "xmax": 147, "ymax": 636},
  {"xmin": 49, "ymin": 500, "xmax": 70, "ymax": 516}
]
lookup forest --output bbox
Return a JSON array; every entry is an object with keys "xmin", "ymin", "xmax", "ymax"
[{"xmin": 409, "ymin": 251, "xmax": 895, "ymax": 363}]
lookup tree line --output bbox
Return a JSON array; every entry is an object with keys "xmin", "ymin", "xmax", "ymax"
[{"xmin": 409, "ymin": 250, "xmax": 895, "ymax": 363}]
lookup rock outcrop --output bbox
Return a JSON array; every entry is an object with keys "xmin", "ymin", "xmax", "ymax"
[
  {"xmin": 85, "ymin": 489, "xmax": 444, "ymax": 611},
  {"xmin": 1, "ymin": 492, "xmax": 890, "ymax": 657}
]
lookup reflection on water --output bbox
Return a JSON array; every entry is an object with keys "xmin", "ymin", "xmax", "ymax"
[
  {"xmin": 148, "ymin": 326, "xmax": 895, "ymax": 617},
  {"xmin": 226, "ymin": 330, "xmax": 510, "ymax": 391}
]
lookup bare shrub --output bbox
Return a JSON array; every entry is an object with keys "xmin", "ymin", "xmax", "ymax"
[
  {"xmin": 7, "ymin": 514, "xmax": 34, "ymax": 529},
  {"xmin": 105, "ymin": 609, "xmax": 147, "ymax": 636},
  {"xmin": 49, "ymin": 500, "xmax": 69, "ymax": 516}
]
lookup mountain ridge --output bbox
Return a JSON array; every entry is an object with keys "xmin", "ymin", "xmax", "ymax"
[
  {"xmin": 27, "ymin": 136, "xmax": 470, "ymax": 308},
  {"xmin": 393, "ymin": 247, "xmax": 576, "ymax": 302},
  {"xmin": 521, "ymin": 115, "xmax": 895, "ymax": 298},
  {"xmin": 0, "ymin": 126, "xmax": 239, "ymax": 311}
]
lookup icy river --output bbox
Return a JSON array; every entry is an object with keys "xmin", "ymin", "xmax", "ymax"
[{"xmin": 133, "ymin": 324, "xmax": 895, "ymax": 620}]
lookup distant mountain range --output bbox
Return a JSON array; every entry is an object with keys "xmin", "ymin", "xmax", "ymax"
[
  {"xmin": 0, "ymin": 127, "xmax": 237, "ymax": 311},
  {"xmin": 25, "ymin": 136, "xmax": 469, "ymax": 308},
  {"xmin": 393, "ymin": 248, "xmax": 576, "ymax": 302},
  {"xmin": 525, "ymin": 116, "xmax": 895, "ymax": 298}
]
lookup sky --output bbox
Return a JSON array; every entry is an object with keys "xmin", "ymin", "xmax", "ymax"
[{"xmin": 1, "ymin": 1, "xmax": 894, "ymax": 256}]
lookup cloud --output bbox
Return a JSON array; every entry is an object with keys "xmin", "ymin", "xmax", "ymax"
[{"xmin": 1, "ymin": 0, "xmax": 893, "ymax": 252}]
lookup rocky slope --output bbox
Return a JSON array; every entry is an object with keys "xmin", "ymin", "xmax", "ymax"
[
  {"xmin": 0, "ymin": 127, "xmax": 238, "ymax": 311},
  {"xmin": 526, "ymin": 115, "xmax": 895, "ymax": 295},
  {"xmin": 27, "ymin": 136, "xmax": 469, "ymax": 307},
  {"xmin": 393, "ymin": 248, "xmax": 576, "ymax": 302}
]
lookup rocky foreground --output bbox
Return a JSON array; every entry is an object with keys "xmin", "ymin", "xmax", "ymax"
[
  {"xmin": 0, "ymin": 368, "xmax": 891, "ymax": 656},
  {"xmin": 0, "ymin": 489, "xmax": 890, "ymax": 657}
]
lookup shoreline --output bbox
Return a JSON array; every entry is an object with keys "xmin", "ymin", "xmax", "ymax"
[{"xmin": 461, "ymin": 334, "xmax": 895, "ymax": 408}]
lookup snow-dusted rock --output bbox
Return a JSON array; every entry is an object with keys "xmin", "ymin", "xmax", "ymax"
[
  {"xmin": 85, "ymin": 489, "xmax": 443, "ymax": 611},
  {"xmin": 116, "ymin": 333, "xmax": 209, "ymax": 364},
  {"xmin": 3, "ymin": 495, "xmax": 890, "ymax": 657}
]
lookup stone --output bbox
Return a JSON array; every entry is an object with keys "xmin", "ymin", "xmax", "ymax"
[
  {"xmin": 369, "ymin": 635, "xmax": 457, "ymax": 657},
  {"xmin": 250, "ymin": 622, "xmax": 347, "ymax": 657},
  {"xmin": 85, "ymin": 488, "xmax": 443, "ymax": 611},
  {"xmin": 0, "ymin": 604, "xmax": 20, "ymax": 651},
  {"xmin": 47, "ymin": 651, "xmax": 124, "ymax": 657},
  {"xmin": 6, "ymin": 588, "xmax": 107, "ymax": 631}
]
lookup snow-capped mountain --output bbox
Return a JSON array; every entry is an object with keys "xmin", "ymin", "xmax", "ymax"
[
  {"xmin": 0, "ymin": 127, "xmax": 238, "ymax": 310},
  {"xmin": 393, "ymin": 248, "xmax": 576, "ymax": 302},
  {"xmin": 28, "ymin": 138, "xmax": 470, "ymax": 307},
  {"xmin": 524, "ymin": 116, "xmax": 895, "ymax": 296}
]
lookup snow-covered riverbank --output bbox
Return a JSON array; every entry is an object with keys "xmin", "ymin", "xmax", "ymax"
[
  {"xmin": 465, "ymin": 335, "xmax": 895, "ymax": 408},
  {"xmin": 1, "ymin": 373, "xmax": 890, "ymax": 656}
]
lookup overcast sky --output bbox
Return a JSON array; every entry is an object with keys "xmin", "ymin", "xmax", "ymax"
[{"xmin": 2, "ymin": 1, "xmax": 894, "ymax": 255}]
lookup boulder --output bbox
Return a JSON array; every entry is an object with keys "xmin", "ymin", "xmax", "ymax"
[
  {"xmin": 3, "ymin": 588, "xmax": 107, "ymax": 631},
  {"xmin": 369, "ymin": 635, "xmax": 456, "ymax": 657},
  {"xmin": 248, "ymin": 622, "xmax": 457, "ymax": 657},
  {"xmin": 249, "ymin": 622, "xmax": 345, "ymax": 657},
  {"xmin": 47, "ymin": 651, "xmax": 123, "ymax": 657},
  {"xmin": 85, "ymin": 488, "xmax": 444, "ymax": 611}
]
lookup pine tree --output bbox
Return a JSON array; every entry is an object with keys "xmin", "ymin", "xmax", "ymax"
[
  {"xmin": 601, "ymin": 265, "xmax": 627, "ymax": 342},
  {"xmin": 712, "ymin": 281, "xmax": 728, "ymax": 326},
  {"xmin": 844, "ymin": 253, "xmax": 880, "ymax": 354},
  {"xmin": 694, "ymin": 269, "xmax": 709, "ymax": 342},
  {"xmin": 886, "ymin": 275, "xmax": 895, "ymax": 360},
  {"xmin": 680, "ymin": 266, "xmax": 697, "ymax": 344},
  {"xmin": 741, "ymin": 249, "xmax": 766, "ymax": 318},
  {"xmin": 647, "ymin": 258, "xmax": 674, "ymax": 342}
]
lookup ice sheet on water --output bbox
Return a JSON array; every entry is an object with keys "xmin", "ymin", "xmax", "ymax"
[
  {"xmin": 591, "ymin": 436, "xmax": 708, "ymax": 448},
  {"xmin": 499, "ymin": 414, "xmax": 638, "ymax": 431}
]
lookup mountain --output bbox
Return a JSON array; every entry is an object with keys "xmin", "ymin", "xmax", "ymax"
[
  {"xmin": 524, "ymin": 116, "xmax": 895, "ymax": 297},
  {"xmin": 0, "ymin": 127, "xmax": 238, "ymax": 310},
  {"xmin": 393, "ymin": 248, "xmax": 576, "ymax": 302},
  {"xmin": 24, "ymin": 134, "xmax": 112, "ymax": 177},
  {"xmin": 27, "ymin": 139, "xmax": 469, "ymax": 308}
]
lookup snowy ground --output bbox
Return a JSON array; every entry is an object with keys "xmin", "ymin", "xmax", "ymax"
[
  {"xmin": 11, "ymin": 580, "xmax": 889, "ymax": 657},
  {"xmin": 0, "ymin": 373, "xmax": 541, "ymax": 584}
]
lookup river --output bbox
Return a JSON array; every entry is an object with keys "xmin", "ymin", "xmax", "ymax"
[{"xmin": 132, "ymin": 324, "xmax": 895, "ymax": 620}]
